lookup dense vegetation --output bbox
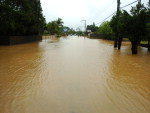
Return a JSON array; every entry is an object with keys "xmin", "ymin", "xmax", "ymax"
[
  {"xmin": 1, "ymin": 1, "xmax": 149, "ymax": 54},
  {"xmin": 46, "ymin": 18, "xmax": 64, "ymax": 36},
  {"xmin": 88, "ymin": 2, "xmax": 150, "ymax": 54},
  {"xmin": 0, "ymin": 0, "xmax": 84, "ymax": 37},
  {"xmin": 87, "ymin": 23, "xmax": 98, "ymax": 33},
  {"xmin": 110, "ymin": 3, "xmax": 150, "ymax": 54},
  {"xmin": 0, "ymin": 0, "xmax": 46, "ymax": 36},
  {"xmin": 97, "ymin": 21, "xmax": 114, "ymax": 40},
  {"xmin": 87, "ymin": 22, "xmax": 114, "ymax": 40},
  {"xmin": 45, "ymin": 18, "xmax": 80, "ymax": 37}
]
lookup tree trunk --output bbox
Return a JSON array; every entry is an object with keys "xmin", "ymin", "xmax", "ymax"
[
  {"xmin": 114, "ymin": 34, "xmax": 118, "ymax": 48},
  {"xmin": 148, "ymin": 40, "xmax": 150, "ymax": 51},
  {"xmin": 114, "ymin": 39, "xmax": 118, "ymax": 48},
  {"xmin": 118, "ymin": 36, "xmax": 122, "ymax": 50},
  {"xmin": 131, "ymin": 41, "xmax": 138, "ymax": 54}
]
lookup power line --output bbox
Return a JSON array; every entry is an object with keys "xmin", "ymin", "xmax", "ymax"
[
  {"xmin": 95, "ymin": 11, "xmax": 116, "ymax": 25},
  {"xmin": 95, "ymin": 0, "xmax": 139, "ymax": 26},
  {"xmin": 121, "ymin": 0, "xmax": 138, "ymax": 9},
  {"xmin": 88, "ymin": 0, "xmax": 116, "ymax": 24}
]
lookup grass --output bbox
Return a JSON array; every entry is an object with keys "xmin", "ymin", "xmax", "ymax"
[
  {"xmin": 140, "ymin": 41, "xmax": 148, "ymax": 44},
  {"xmin": 123, "ymin": 38, "xmax": 129, "ymax": 41}
]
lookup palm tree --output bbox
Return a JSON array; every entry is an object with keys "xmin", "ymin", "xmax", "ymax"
[{"xmin": 56, "ymin": 18, "xmax": 63, "ymax": 27}]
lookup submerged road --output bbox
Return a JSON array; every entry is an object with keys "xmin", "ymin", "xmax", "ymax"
[{"xmin": 0, "ymin": 36, "xmax": 150, "ymax": 113}]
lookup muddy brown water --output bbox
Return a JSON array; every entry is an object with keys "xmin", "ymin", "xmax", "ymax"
[{"xmin": 0, "ymin": 36, "xmax": 150, "ymax": 113}]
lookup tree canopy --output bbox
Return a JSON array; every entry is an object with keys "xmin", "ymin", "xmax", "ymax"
[
  {"xmin": 98, "ymin": 21, "xmax": 114, "ymax": 40},
  {"xmin": 109, "ymin": 3, "xmax": 149, "ymax": 54},
  {"xmin": 46, "ymin": 18, "xmax": 64, "ymax": 36},
  {"xmin": 0, "ymin": 0, "xmax": 45, "ymax": 36},
  {"xmin": 86, "ymin": 23, "xmax": 98, "ymax": 32},
  {"xmin": 97, "ymin": 2, "xmax": 150, "ymax": 54}
]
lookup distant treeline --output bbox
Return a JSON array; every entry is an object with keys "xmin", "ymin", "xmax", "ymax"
[
  {"xmin": 44, "ymin": 18, "xmax": 86, "ymax": 37},
  {"xmin": 0, "ymin": 0, "xmax": 46, "ymax": 36},
  {"xmin": 44, "ymin": 18, "xmax": 76, "ymax": 37}
]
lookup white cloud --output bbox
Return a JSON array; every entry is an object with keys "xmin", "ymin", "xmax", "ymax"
[{"xmin": 41, "ymin": 0, "xmax": 148, "ymax": 29}]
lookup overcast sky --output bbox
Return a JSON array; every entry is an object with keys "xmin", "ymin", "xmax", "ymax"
[{"xmin": 41, "ymin": 0, "xmax": 148, "ymax": 30}]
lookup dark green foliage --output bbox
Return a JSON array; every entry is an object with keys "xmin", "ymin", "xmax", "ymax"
[
  {"xmin": 87, "ymin": 23, "xmax": 98, "ymax": 32},
  {"xmin": 47, "ymin": 21, "xmax": 59, "ymax": 35},
  {"xmin": 56, "ymin": 18, "xmax": 63, "ymax": 27},
  {"xmin": 46, "ymin": 18, "xmax": 64, "ymax": 36},
  {"xmin": 110, "ymin": 3, "xmax": 148, "ymax": 54},
  {"xmin": 125, "ymin": 3, "xmax": 147, "ymax": 54},
  {"xmin": 145, "ymin": 4, "xmax": 150, "ymax": 50},
  {"xmin": 46, "ymin": 18, "xmax": 77, "ymax": 36},
  {"xmin": 129, "ymin": 3, "xmax": 147, "ymax": 42},
  {"xmin": 0, "ymin": 0, "xmax": 45, "ymax": 36}
]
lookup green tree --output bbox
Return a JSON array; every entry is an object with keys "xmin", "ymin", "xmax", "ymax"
[
  {"xmin": 146, "ymin": 23, "xmax": 150, "ymax": 51},
  {"xmin": 56, "ymin": 18, "xmax": 63, "ymax": 27},
  {"xmin": 87, "ymin": 23, "xmax": 98, "ymax": 32},
  {"xmin": 98, "ymin": 21, "xmax": 114, "ymax": 40},
  {"xmin": 146, "ymin": 4, "xmax": 150, "ymax": 51},
  {"xmin": 128, "ymin": 3, "xmax": 147, "ymax": 54},
  {"xmin": 56, "ymin": 18, "xmax": 64, "ymax": 35},
  {"xmin": 110, "ymin": 10, "xmax": 130, "ymax": 49},
  {"xmin": 0, "ymin": 0, "xmax": 45, "ymax": 36},
  {"xmin": 47, "ymin": 21, "xmax": 59, "ymax": 35},
  {"xmin": 46, "ymin": 18, "xmax": 64, "ymax": 36},
  {"xmin": 110, "ymin": 3, "xmax": 147, "ymax": 54}
]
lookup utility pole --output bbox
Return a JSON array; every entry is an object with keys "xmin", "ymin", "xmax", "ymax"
[
  {"xmin": 114, "ymin": 0, "xmax": 121, "ymax": 48},
  {"xmin": 81, "ymin": 20, "xmax": 87, "ymax": 35},
  {"xmin": 138, "ymin": 0, "xmax": 141, "ymax": 4},
  {"xmin": 117, "ymin": 0, "xmax": 121, "ymax": 13},
  {"xmin": 148, "ymin": 0, "xmax": 150, "ymax": 51}
]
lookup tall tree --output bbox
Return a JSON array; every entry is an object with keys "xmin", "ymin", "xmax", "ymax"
[
  {"xmin": 110, "ymin": 3, "xmax": 147, "ymax": 54},
  {"xmin": 0, "ymin": 0, "xmax": 45, "ymax": 36},
  {"xmin": 129, "ymin": 3, "xmax": 147, "ymax": 54},
  {"xmin": 56, "ymin": 18, "xmax": 63, "ymax": 27},
  {"xmin": 146, "ymin": 2, "xmax": 150, "ymax": 51},
  {"xmin": 47, "ymin": 21, "xmax": 59, "ymax": 35}
]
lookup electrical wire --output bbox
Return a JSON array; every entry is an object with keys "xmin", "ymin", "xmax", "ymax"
[
  {"xmin": 95, "ymin": 0, "xmax": 138, "ymax": 26},
  {"xmin": 88, "ymin": 0, "xmax": 116, "ymax": 24},
  {"xmin": 95, "ymin": 11, "xmax": 116, "ymax": 25},
  {"xmin": 121, "ymin": 0, "xmax": 138, "ymax": 9}
]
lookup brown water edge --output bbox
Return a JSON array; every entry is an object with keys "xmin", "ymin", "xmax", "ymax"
[{"xmin": 0, "ymin": 36, "xmax": 150, "ymax": 113}]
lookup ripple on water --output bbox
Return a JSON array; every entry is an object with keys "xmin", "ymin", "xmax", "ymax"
[{"xmin": 0, "ymin": 36, "xmax": 150, "ymax": 113}]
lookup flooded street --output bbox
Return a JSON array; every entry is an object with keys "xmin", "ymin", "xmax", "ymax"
[{"xmin": 0, "ymin": 36, "xmax": 150, "ymax": 113}]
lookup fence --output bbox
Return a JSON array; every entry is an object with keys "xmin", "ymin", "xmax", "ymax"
[{"xmin": 0, "ymin": 36, "xmax": 42, "ymax": 45}]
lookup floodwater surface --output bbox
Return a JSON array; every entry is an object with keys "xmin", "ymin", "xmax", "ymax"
[{"xmin": 0, "ymin": 36, "xmax": 150, "ymax": 113}]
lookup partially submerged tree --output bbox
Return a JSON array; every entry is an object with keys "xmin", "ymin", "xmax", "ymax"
[
  {"xmin": 146, "ymin": 3, "xmax": 150, "ymax": 51},
  {"xmin": 128, "ymin": 3, "xmax": 147, "ymax": 54},
  {"xmin": 110, "ymin": 3, "xmax": 147, "ymax": 54}
]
